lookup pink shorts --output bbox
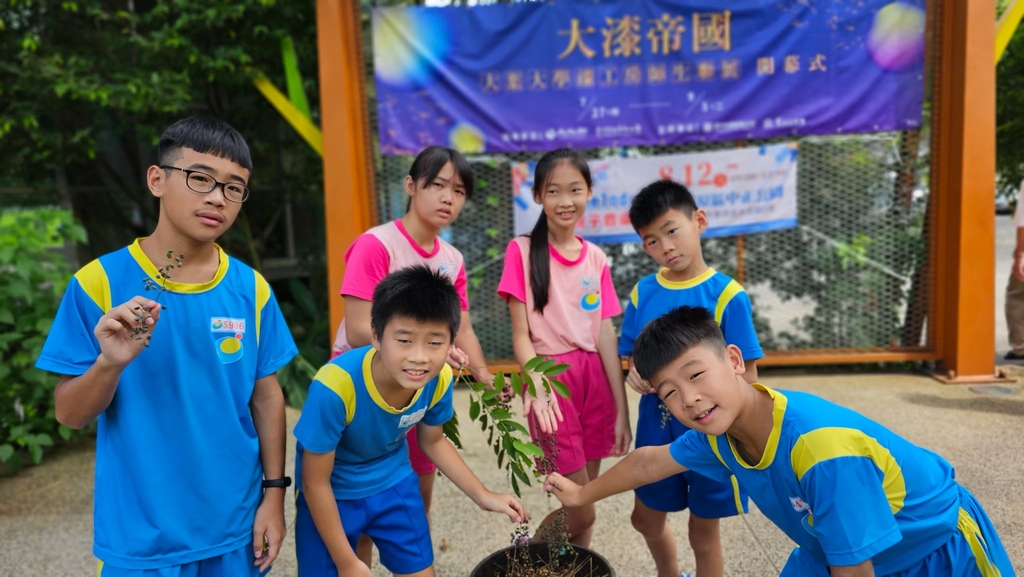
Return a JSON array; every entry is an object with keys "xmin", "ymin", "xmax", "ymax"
[
  {"xmin": 526, "ymin": 349, "xmax": 616, "ymax": 475},
  {"xmin": 331, "ymin": 350, "xmax": 437, "ymax": 476}
]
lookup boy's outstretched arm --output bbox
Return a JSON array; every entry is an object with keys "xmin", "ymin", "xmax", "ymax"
[
  {"xmin": 545, "ymin": 445, "xmax": 686, "ymax": 506},
  {"xmin": 302, "ymin": 451, "xmax": 372, "ymax": 577},
  {"xmin": 417, "ymin": 422, "xmax": 527, "ymax": 523},
  {"xmin": 249, "ymin": 374, "xmax": 287, "ymax": 571}
]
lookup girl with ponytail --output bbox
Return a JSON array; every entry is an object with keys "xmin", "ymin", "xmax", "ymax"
[{"xmin": 497, "ymin": 148, "xmax": 632, "ymax": 545}]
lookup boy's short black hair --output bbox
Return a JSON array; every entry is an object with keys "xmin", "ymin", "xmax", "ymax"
[
  {"xmin": 628, "ymin": 179, "xmax": 699, "ymax": 232},
  {"xmin": 371, "ymin": 265, "xmax": 462, "ymax": 341},
  {"xmin": 633, "ymin": 306, "xmax": 727, "ymax": 381},
  {"xmin": 157, "ymin": 117, "xmax": 253, "ymax": 172}
]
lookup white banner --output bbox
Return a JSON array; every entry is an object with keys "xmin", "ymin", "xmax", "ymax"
[{"xmin": 512, "ymin": 143, "xmax": 799, "ymax": 243}]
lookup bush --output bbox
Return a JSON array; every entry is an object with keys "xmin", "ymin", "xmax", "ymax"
[{"xmin": 0, "ymin": 207, "xmax": 87, "ymax": 472}]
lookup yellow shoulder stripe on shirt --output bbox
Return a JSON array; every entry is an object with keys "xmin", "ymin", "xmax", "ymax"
[
  {"xmin": 714, "ymin": 280, "xmax": 744, "ymax": 325},
  {"xmin": 629, "ymin": 283, "xmax": 639, "ymax": 308},
  {"xmin": 75, "ymin": 259, "xmax": 112, "ymax": 313},
  {"xmin": 708, "ymin": 435, "xmax": 729, "ymax": 468},
  {"xmin": 790, "ymin": 427, "xmax": 907, "ymax": 515},
  {"xmin": 254, "ymin": 270, "xmax": 271, "ymax": 346},
  {"xmin": 314, "ymin": 364, "xmax": 357, "ymax": 425},
  {"xmin": 430, "ymin": 364, "xmax": 454, "ymax": 410}
]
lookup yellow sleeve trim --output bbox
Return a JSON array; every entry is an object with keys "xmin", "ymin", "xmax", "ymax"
[
  {"xmin": 74, "ymin": 259, "xmax": 112, "ymax": 313},
  {"xmin": 629, "ymin": 283, "xmax": 639, "ymax": 308},
  {"xmin": 714, "ymin": 280, "xmax": 744, "ymax": 325},
  {"xmin": 313, "ymin": 364, "xmax": 356, "ymax": 425},
  {"xmin": 790, "ymin": 427, "xmax": 906, "ymax": 515},
  {"xmin": 431, "ymin": 364, "xmax": 454, "ymax": 409},
  {"xmin": 255, "ymin": 270, "xmax": 271, "ymax": 345}
]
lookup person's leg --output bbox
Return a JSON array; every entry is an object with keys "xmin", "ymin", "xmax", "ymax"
[
  {"xmin": 687, "ymin": 515, "xmax": 723, "ymax": 577},
  {"xmin": 631, "ymin": 497, "xmax": 679, "ymax": 577},
  {"xmin": 631, "ymin": 393, "xmax": 688, "ymax": 577},
  {"xmin": 355, "ymin": 535, "xmax": 374, "ymax": 568},
  {"xmin": 295, "ymin": 492, "xmax": 365, "ymax": 577},
  {"xmin": 532, "ymin": 465, "xmax": 596, "ymax": 547},
  {"xmin": 1006, "ymin": 273, "xmax": 1024, "ymax": 356},
  {"xmin": 365, "ymin": 473, "xmax": 434, "ymax": 577},
  {"xmin": 407, "ymin": 427, "xmax": 438, "ymax": 522},
  {"xmin": 685, "ymin": 471, "xmax": 748, "ymax": 577}
]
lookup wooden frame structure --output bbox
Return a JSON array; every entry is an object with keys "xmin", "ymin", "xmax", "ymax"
[{"xmin": 317, "ymin": 0, "xmax": 1002, "ymax": 382}]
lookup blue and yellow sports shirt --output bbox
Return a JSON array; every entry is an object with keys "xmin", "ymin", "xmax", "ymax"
[
  {"xmin": 293, "ymin": 346, "xmax": 455, "ymax": 501},
  {"xmin": 670, "ymin": 385, "xmax": 963, "ymax": 574},
  {"xmin": 35, "ymin": 239, "xmax": 298, "ymax": 569},
  {"xmin": 618, "ymin": 268, "xmax": 762, "ymax": 361}
]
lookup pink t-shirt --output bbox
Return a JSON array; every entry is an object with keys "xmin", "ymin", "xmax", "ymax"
[
  {"xmin": 497, "ymin": 236, "xmax": 621, "ymax": 355},
  {"xmin": 333, "ymin": 219, "xmax": 469, "ymax": 354}
]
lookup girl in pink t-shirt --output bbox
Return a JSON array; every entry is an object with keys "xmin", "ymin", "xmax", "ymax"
[
  {"xmin": 331, "ymin": 146, "xmax": 497, "ymax": 565},
  {"xmin": 497, "ymin": 148, "xmax": 632, "ymax": 546}
]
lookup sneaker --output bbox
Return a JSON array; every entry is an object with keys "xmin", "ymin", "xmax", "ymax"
[
  {"xmin": 1006, "ymin": 351, "xmax": 1024, "ymax": 361},
  {"xmin": 647, "ymin": 573, "xmax": 692, "ymax": 577}
]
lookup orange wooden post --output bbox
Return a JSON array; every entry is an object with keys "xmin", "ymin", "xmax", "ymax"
[
  {"xmin": 317, "ymin": 0, "xmax": 376, "ymax": 341},
  {"xmin": 930, "ymin": 0, "xmax": 1005, "ymax": 382}
]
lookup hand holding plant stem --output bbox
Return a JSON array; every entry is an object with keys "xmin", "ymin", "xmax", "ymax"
[
  {"xmin": 136, "ymin": 250, "xmax": 184, "ymax": 347},
  {"xmin": 444, "ymin": 355, "xmax": 571, "ymax": 499}
]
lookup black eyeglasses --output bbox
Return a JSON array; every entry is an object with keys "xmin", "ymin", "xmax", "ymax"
[{"xmin": 160, "ymin": 166, "xmax": 250, "ymax": 203}]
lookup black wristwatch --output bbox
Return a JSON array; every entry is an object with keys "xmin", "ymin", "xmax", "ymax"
[{"xmin": 262, "ymin": 477, "xmax": 292, "ymax": 490}]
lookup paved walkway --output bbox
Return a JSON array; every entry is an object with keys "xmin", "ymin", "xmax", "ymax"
[{"xmin": 1, "ymin": 372, "xmax": 1022, "ymax": 577}]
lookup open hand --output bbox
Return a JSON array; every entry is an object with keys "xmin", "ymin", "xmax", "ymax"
[
  {"xmin": 95, "ymin": 297, "xmax": 161, "ymax": 368},
  {"xmin": 477, "ymin": 490, "xmax": 528, "ymax": 523},
  {"xmin": 544, "ymin": 473, "xmax": 585, "ymax": 507},
  {"xmin": 522, "ymin": 377, "xmax": 563, "ymax": 435}
]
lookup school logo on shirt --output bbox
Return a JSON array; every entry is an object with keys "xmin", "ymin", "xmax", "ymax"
[
  {"xmin": 438, "ymin": 261, "xmax": 459, "ymax": 279},
  {"xmin": 211, "ymin": 317, "xmax": 245, "ymax": 364},
  {"xmin": 399, "ymin": 408, "xmax": 426, "ymax": 430},
  {"xmin": 580, "ymin": 276, "xmax": 601, "ymax": 311}
]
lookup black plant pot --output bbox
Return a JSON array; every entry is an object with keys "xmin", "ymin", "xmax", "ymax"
[{"xmin": 469, "ymin": 543, "xmax": 615, "ymax": 577}]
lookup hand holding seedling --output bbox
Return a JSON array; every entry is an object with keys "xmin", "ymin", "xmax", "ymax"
[
  {"xmin": 94, "ymin": 296, "xmax": 161, "ymax": 368},
  {"xmin": 477, "ymin": 490, "xmax": 528, "ymax": 524},
  {"xmin": 543, "ymin": 473, "xmax": 584, "ymax": 508}
]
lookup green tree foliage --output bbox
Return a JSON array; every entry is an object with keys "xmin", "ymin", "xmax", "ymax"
[
  {"xmin": 0, "ymin": 1, "xmax": 334, "ymax": 416},
  {"xmin": 998, "ymin": 18, "xmax": 1024, "ymax": 197},
  {"xmin": 0, "ymin": 208, "xmax": 87, "ymax": 472}
]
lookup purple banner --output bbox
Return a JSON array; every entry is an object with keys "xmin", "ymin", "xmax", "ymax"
[{"xmin": 372, "ymin": 0, "xmax": 925, "ymax": 155}]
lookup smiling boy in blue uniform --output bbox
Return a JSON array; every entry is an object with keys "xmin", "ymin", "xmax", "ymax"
[
  {"xmin": 546, "ymin": 306, "xmax": 1014, "ymax": 577},
  {"xmin": 621, "ymin": 180, "xmax": 758, "ymax": 577},
  {"xmin": 35, "ymin": 118, "xmax": 298, "ymax": 576},
  {"xmin": 294, "ymin": 265, "xmax": 527, "ymax": 577}
]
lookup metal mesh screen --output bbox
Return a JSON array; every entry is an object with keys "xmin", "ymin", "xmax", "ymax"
[{"xmin": 362, "ymin": 0, "xmax": 936, "ymax": 362}]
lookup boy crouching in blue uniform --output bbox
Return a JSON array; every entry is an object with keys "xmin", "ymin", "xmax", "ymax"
[
  {"xmin": 294, "ymin": 265, "xmax": 527, "ymax": 577},
  {"xmin": 546, "ymin": 306, "xmax": 1014, "ymax": 577}
]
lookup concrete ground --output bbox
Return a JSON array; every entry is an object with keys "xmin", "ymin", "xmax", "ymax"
[{"xmin": 1, "ymin": 373, "xmax": 1022, "ymax": 577}]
